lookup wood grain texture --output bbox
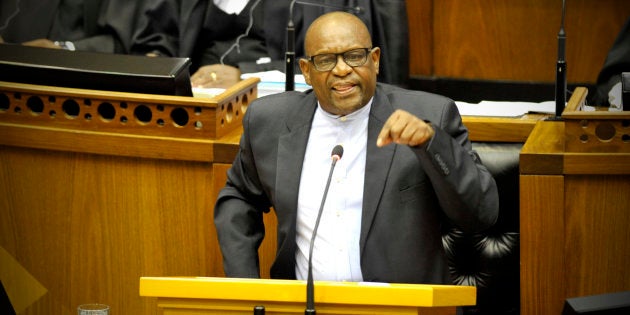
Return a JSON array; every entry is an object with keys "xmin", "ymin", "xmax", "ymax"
[
  {"xmin": 407, "ymin": 0, "xmax": 630, "ymax": 83},
  {"xmin": 564, "ymin": 175, "xmax": 630, "ymax": 298},
  {"xmin": 0, "ymin": 78, "xmax": 261, "ymax": 315},
  {"xmin": 519, "ymin": 175, "xmax": 566, "ymax": 315},
  {"xmin": 0, "ymin": 146, "xmax": 220, "ymax": 315},
  {"xmin": 519, "ymin": 118, "xmax": 630, "ymax": 315}
]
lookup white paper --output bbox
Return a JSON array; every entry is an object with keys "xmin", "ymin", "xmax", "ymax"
[{"xmin": 455, "ymin": 100, "xmax": 556, "ymax": 117}]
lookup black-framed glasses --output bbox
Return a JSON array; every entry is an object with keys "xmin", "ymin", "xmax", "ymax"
[{"xmin": 307, "ymin": 48, "xmax": 373, "ymax": 72}]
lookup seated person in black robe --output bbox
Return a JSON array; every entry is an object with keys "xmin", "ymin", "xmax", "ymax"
[
  {"xmin": 130, "ymin": 0, "xmax": 409, "ymax": 88},
  {"xmin": 0, "ymin": 0, "xmax": 148, "ymax": 54}
]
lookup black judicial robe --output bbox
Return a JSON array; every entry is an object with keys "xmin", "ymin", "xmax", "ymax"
[
  {"xmin": 0, "ymin": 0, "xmax": 147, "ymax": 54},
  {"xmin": 589, "ymin": 17, "xmax": 630, "ymax": 106},
  {"xmin": 130, "ymin": 0, "xmax": 409, "ymax": 85},
  {"xmin": 131, "ymin": 0, "xmax": 267, "ymax": 74}
]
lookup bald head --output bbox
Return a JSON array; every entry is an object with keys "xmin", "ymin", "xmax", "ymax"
[
  {"xmin": 303, "ymin": 11, "xmax": 372, "ymax": 57},
  {"xmin": 298, "ymin": 11, "xmax": 380, "ymax": 116}
]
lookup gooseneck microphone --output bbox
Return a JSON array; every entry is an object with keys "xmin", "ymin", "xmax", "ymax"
[
  {"xmin": 286, "ymin": 1, "xmax": 297, "ymax": 91},
  {"xmin": 553, "ymin": 0, "xmax": 567, "ymax": 119},
  {"xmin": 305, "ymin": 144, "xmax": 344, "ymax": 315}
]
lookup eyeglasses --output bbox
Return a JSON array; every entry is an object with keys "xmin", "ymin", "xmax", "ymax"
[{"xmin": 307, "ymin": 48, "xmax": 373, "ymax": 72}]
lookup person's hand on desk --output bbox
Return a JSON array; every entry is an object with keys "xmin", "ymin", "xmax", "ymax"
[
  {"xmin": 191, "ymin": 64, "xmax": 241, "ymax": 88},
  {"xmin": 22, "ymin": 39, "xmax": 63, "ymax": 49}
]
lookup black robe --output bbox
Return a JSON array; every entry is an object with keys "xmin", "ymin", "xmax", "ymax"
[
  {"xmin": 589, "ymin": 17, "xmax": 630, "ymax": 106},
  {"xmin": 0, "ymin": 0, "xmax": 147, "ymax": 54},
  {"xmin": 130, "ymin": 0, "xmax": 409, "ymax": 85}
]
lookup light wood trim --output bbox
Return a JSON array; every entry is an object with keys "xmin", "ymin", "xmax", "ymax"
[
  {"xmin": 520, "ymin": 120, "xmax": 630, "ymax": 175},
  {"xmin": 561, "ymin": 87, "xmax": 630, "ymax": 154},
  {"xmin": 563, "ymin": 153, "xmax": 630, "ymax": 174},
  {"xmin": 0, "ymin": 78, "xmax": 257, "ymax": 106},
  {"xmin": 562, "ymin": 86, "xmax": 588, "ymax": 115},
  {"xmin": 520, "ymin": 121, "xmax": 565, "ymax": 174},
  {"xmin": 0, "ymin": 78, "xmax": 258, "ymax": 140},
  {"xmin": 0, "ymin": 122, "xmax": 215, "ymax": 162},
  {"xmin": 462, "ymin": 115, "xmax": 543, "ymax": 143}
]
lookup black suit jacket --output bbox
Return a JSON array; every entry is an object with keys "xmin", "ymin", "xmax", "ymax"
[{"xmin": 214, "ymin": 83, "xmax": 499, "ymax": 285}]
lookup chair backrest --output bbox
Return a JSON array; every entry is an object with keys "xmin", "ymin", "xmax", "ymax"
[{"xmin": 442, "ymin": 142, "xmax": 523, "ymax": 315}]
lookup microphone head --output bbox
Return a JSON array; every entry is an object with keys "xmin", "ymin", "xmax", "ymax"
[{"xmin": 331, "ymin": 145, "xmax": 344, "ymax": 161}]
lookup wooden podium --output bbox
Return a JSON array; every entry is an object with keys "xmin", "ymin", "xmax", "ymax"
[
  {"xmin": 139, "ymin": 277, "xmax": 475, "ymax": 315},
  {"xmin": 1, "ymin": 76, "xmax": 544, "ymax": 315},
  {"xmin": 0, "ymin": 79, "xmax": 267, "ymax": 315},
  {"xmin": 519, "ymin": 87, "xmax": 630, "ymax": 315}
]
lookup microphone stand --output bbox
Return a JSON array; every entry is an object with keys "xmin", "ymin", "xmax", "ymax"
[
  {"xmin": 285, "ymin": 1, "xmax": 297, "ymax": 91},
  {"xmin": 550, "ymin": 0, "xmax": 567, "ymax": 120},
  {"xmin": 305, "ymin": 145, "xmax": 343, "ymax": 314},
  {"xmin": 285, "ymin": 1, "xmax": 363, "ymax": 92}
]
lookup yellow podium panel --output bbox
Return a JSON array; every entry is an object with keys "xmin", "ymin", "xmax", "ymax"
[{"xmin": 140, "ymin": 277, "xmax": 475, "ymax": 315}]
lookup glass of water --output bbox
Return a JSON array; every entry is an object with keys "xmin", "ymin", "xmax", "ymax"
[{"xmin": 77, "ymin": 304, "xmax": 109, "ymax": 315}]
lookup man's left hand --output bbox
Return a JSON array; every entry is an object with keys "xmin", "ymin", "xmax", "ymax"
[{"xmin": 377, "ymin": 109, "xmax": 435, "ymax": 147}]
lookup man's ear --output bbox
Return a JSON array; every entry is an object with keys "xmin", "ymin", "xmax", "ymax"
[
  {"xmin": 372, "ymin": 47, "xmax": 381, "ymax": 75},
  {"xmin": 299, "ymin": 58, "xmax": 312, "ymax": 85}
]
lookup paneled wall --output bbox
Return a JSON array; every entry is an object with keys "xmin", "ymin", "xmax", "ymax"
[{"xmin": 407, "ymin": 0, "xmax": 630, "ymax": 84}]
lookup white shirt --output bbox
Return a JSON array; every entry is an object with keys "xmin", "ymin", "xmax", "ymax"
[
  {"xmin": 213, "ymin": 0, "xmax": 248, "ymax": 14},
  {"xmin": 295, "ymin": 100, "xmax": 371, "ymax": 282}
]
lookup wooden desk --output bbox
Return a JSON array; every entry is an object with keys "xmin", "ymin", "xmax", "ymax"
[
  {"xmin": 0, "ymin": 79, "xmax": 260, "ymax": 315},
  {"xmin": 519, "ymin": 88, "xmax": 630, "ymax": 315},
  {"xmin": 1, "ymin": 79, "xmax": 541, "ymax": 315},
  {"xmin": 463, "ymin": 114, "xmax": 545, "ymax": 143}
]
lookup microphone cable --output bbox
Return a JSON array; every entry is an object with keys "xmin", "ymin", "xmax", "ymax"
[
  {"xmin": 218, "ymin": 0, "xmax": 262, "ymax": 65},
  {"xmin": 0, "ymin": 0, "xmax": 21, "ymax": 32}
]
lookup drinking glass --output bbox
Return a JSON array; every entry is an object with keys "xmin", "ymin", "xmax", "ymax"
[{"xmin": 77, "ymin": 303, "xmax": 109, "ymax": 315}]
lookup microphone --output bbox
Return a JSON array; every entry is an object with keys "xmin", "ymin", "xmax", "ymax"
[
  {"xmin": 305, "ymin": 144, "xmax": 344, "ymax": 315},
  {"xmin": 286, "ymin": 1, "xmax": 297, "ymax": 91},
  {"xmin": 552, "ymin": 0, "xmax": 567, "ymax": 120},
  {"xmin": 285, "ymin": 1, "xmax": 364, "ymax": 91}
]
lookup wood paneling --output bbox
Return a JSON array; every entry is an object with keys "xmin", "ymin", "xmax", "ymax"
[
  {"xmin": 0, "ymin": 81, "xmax": 258, "ymax": 315},
  {"xmin": 407, "ymin": 0, "xmax": 630, "ymax": 83},
  {"xmin": 519, "ymin": 175, "xmax": 566, "ymax": 315},
  {"xmin": 406, "ymin": 0, "xmax": 433, "ymax": 76},
  {"xmin": 519, "ymin": 103, "xmax": 630, "ymax": 315},
  {"xmin": 564, "ymin": 176, "xmax": 630, "ymax": 297},
  {"xmin": 0, "ymin": 146, "xmax": 220, "ymax": 315}
]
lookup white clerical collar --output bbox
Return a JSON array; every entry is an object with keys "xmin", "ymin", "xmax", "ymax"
[{"xmin": 316, "ymin": 98, "xmax": 373, "ymax": 123}]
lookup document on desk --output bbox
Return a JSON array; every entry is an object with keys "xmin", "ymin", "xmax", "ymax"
[
  {"xmin": 241, "ymin": 70, "xmax": 311, "ymax": 97},
  {"xmin": 455, "ymin": 100, "xmax": 556, "ymax": 117}
]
